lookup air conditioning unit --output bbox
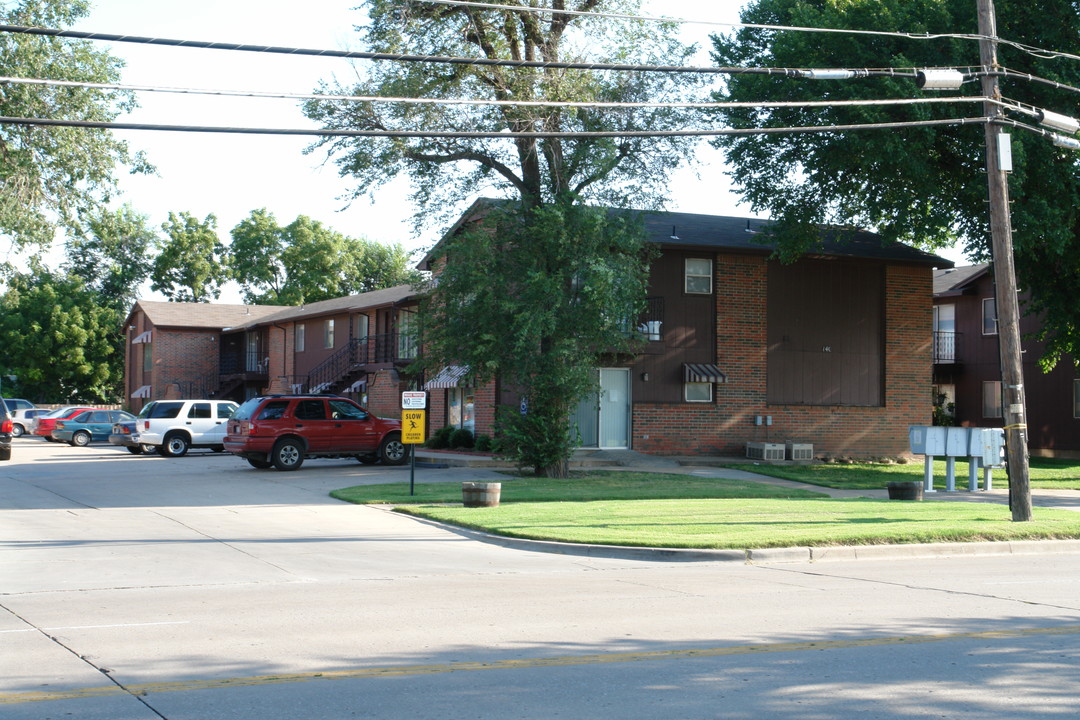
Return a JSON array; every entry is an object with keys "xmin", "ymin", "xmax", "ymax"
[
  {"xmin": 786, "ymin": 443, "xmax": 814, "ymax": 461},
  {"xmin": 746, "ymin": 442, "xmax": 785, "ymax": 461}
]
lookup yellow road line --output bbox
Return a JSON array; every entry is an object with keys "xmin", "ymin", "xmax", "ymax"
[{"xmin": 5, "ymin": 624, "xmax": 1080, "ymax": 705}]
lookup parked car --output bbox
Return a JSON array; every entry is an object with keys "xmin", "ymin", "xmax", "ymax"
[
  {"xmin": 132, "ymin": 399, "xmax": 238, "ymax": 457},
  {"xmin": 224, "ymin": 394, "xmax": 406, "ymax": 471},
  {"xmin": 31, "ymin": 406, "xmax": 95, "ymax": 440},
  {"xmin": 109, "ymin": 419, "xmax": 155, "ymax": 454},
  {"xmin": 3, "ymin": 398, "xmax": 35, "ymax": 412},
  {"xmin": 53, "ymin": 410, "xmax": 136, "ymax": 446},
  {"xmin": 0, "ymin": 399, "xmax": 12, "ymax": 461},
  {"xmin": 10, "ymin": 407, "xmax": 49, "ymax": 437}
]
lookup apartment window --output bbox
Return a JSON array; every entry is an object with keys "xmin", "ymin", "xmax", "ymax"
[
  {"xmin": 324, "ymin": 319, "xmax": 335, "ymax": 348},
  {"xmin": 296, "ymin": 323, "xmax": 305, "ymax": 352},
  {"xmin": 356, "ymin": 314, "xmax": 369, "ymax": 340},
  {"xmin": 982, "ymin": 298, "xmax": 998, "ymax": 335},
  {"xmin": 982, "ymin": 380, "xmax": 1003, "ymax": 418},
  {"xmin": 143, "ymin": 343, "xmax": 152, "ymax": 372},
  {"xmin": 685, "ymin": 258, "xmax": 713, "ymax": 294},
  {"xmin": 685, "ymin": 382, "xmax": 713, "ymax": 403}
]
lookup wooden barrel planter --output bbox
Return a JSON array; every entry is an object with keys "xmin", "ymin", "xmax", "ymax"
[
  {"xmin": 887, "ymin": 480, "xmax": 924, "ymax": 501},
  {"xmin": 462, "ymin": 482, "xmax": 502, "ymax": 508}
]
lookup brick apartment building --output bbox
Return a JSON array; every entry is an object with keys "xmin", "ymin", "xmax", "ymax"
[{"xmin": 122, "ymin": 203, "xmax": 949, "ymax": 459}]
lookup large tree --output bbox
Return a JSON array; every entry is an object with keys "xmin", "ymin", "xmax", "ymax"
[
  {"xmin": 0, "ymin": 262, "xmax": 121, "ymax": 402},
  {"xmin": 709, "ymin": 0, "xmax": 1080, "ymax": 366},
  {"xmin": 227, "ymin": 209, "xmax": 420, "ymax": 305},
  {"xmin": 0, "ymin": 0, "xmax": 149, "ymax": 249},
  {"xmin": 150, "ymin": 211, "xmax": 229, "ymax": 302},
  {"xmin": 304, "ymin": 1, "xmax": 702, "ymax": 475},
  {"xmin": 63, "ymin": 203, "xmax": 156, "ymax": 314}
]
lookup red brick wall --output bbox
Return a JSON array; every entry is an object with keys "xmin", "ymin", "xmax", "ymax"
[
  {"xmin": 368, "ymin": 369, "xmax": 405, "ymax": 420},
  {"xmin": 633, "ymin": 261, "xmax": 933, "ymax": 459}
]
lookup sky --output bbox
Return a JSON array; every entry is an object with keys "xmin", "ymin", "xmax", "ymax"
[{"xmin": 10, "ymin": 0, "xmax": 966, "ymax": 302}]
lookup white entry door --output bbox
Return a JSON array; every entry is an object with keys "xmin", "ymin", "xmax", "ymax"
[
  {"xmin": 598, "ymin": 368, "xmax": 631, "ymax": 449},
  {"xmin": 572, "ymin": 369, "xmax": 630, "ymax": 449}
]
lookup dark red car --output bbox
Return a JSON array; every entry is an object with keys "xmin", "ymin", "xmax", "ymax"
[
  {"xmin": 224, "ymin": 394, "xmax": 406, "ymax": 471},
  {"xmin": 32, "ymin": 406, "xmax": 95, "ymax": 441}
]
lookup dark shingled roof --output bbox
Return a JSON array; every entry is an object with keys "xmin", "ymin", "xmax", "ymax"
[
  {"xmin": 647, "ymin": 211, "xmax": 951, "ymax": 267},
  {"xmin": 934, "ymin": 264, "xmax": 989, "ymax": 296},
  {"xmin": 421, "ymin": 198, "xmax": 952, "ymax": 269}
]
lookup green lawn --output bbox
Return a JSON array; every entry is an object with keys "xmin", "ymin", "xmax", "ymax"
[
  {"xmin": 331, "ymin": 469, "xmax": 1080, "ymax": 550},
  {"xmin": 394, "ymin": 498, "xmax": 1080, "ymax": 549},
  {"xmin": 330, "ymin": 470, "xmax": 826, "ymax": 505},
  {"xmin": 721, "ymin": 457, "xmax": 1080, "ymax": 490}
]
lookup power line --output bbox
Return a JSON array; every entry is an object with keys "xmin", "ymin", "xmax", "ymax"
[
  {"xmin": 0, "ymin": 24, "xmax": 920, "ymax": 81},
  {"xmin": 418, "ymin": 0, "xmax": 1080, "ymax": 63},
  {"xmin": 0, "ymin": 75, "xmax": 992, "ymax": 112},
  {"xmin": 0, "ymin": 114, "xmax": 990, "ymax": 138}
]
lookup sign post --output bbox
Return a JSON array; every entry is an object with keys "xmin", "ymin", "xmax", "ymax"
[{"xmin": 401, "ymin": 392, "xmax": 427, "ymax": 496}]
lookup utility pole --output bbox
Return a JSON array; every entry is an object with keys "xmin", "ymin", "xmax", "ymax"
[{"xmin": 976, "ymin": 0, "xmax": 1032, "ymax": 521}]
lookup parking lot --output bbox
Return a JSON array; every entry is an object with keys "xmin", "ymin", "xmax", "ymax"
[{"xmin": 5, "ymin": 437, "xmax": 1080, "ymax": 719}]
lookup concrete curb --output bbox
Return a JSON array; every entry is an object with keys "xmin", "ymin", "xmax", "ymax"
[{"xmin": 379, "ymin": 506, "xmax": 1080, "ymax": 565}]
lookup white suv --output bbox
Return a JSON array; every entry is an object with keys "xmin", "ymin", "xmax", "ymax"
[{"xmin": 133, "ymin": 400, "xmax": 239, "ymax": 457}]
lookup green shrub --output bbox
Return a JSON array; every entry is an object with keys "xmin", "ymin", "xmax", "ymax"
[
  {"xmin": 474, "ymin": 434, "xmax": 492, "ymax": 452},
  {"xmin": 449, "ymin": 428, "xmax": 474, "ymax": 449},
  {"xmin": 427, "ymin": 426, "xmax": 455, "ymax": 449}
]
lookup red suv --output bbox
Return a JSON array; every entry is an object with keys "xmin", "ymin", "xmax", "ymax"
[{"xmin": 224, "ymin": 394, "xmax": 407, "ymax": 470}]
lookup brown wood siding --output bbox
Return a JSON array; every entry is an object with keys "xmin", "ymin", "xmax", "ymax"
[
  {"xmin": 767, "ymin": 259, "xmax": 884, "ymax": 406},
  {"xmin": 633, "ymin": 251, "xmax": 717, "ymax": 403}
]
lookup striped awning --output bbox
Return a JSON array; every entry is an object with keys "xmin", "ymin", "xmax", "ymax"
[
  {"xmin": 130, "ymin": 385, "xmax": 152, "ymax": 398},
  {"xmin": 425, "ymin": 365, "xmax": 469, "ymax": 390},
  {"xmin": 683, "ymin": 363, "xmax": 726, "ymax": 384},
  {"xmin": 132, "ymin": 330, "xmax": 152, "ymax": 344}
]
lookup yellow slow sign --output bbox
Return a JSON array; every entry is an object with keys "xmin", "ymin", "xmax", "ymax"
[{"xmin": 402, "ymin": 410, "xmax": 426, "ymax": 444}]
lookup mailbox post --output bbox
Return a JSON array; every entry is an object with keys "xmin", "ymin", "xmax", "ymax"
[{"xmin": 910, "ymin": 425, "xmax": 1004, "ymax": 493}]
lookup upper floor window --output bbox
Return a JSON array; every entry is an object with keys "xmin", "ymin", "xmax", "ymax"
[
  {"xmin": 685, "ymin": 258, "xmax": 713, "ymax": 294},
  {"xmin": 982, "ymin": 380, "xmax": 1003, "ymax": 418},
  {"xmin": 143, "ymin": 343, "xmax": 152, "ymax": 372},
  {"xmin": 356, "ymin": 314, "xmax": 369, "ymax": 340},
  {"xmin": 982, "ymin": 298, "xmax": 998, "ymax": 335},
  {"xmin": 324, "ymin": 319, "xmax": 335, "ymax": 348},
  {"xmin": 296, "ymin": 323, "xmax": 305, "ymax": 352}
]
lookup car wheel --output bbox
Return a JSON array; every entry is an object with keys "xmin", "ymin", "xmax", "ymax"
[
  {"xmin": 71, "ymin": 431, "xmax": 92, "ymax": 447},
  {"xmin": 378, "ymin": 434, "xmax": 408, "ymax": 465},
  {"xmin": 357, "ymin": 454, "xmax": 379, "ymax": 464},
  {"xmin": 246, "ymin": 457, "xmax": 273, "ymax": 469},
  {"xmin": 11, "ymin": 424, "xmax": 24, "ymax": 437},
  {"xmin": 0, "ymin": 448, "xmax": 9, "ymax": 461},
  {"xmin": 141, "ymin": 444, "xmax": 157, "ymax": 454},
  {"xmin": 127, "ymin": 445, "xmax": 144, "ymax": 455},
  {"xmin": 211, "ymin": 446, "xmax": 224, "ymax": 453},
  {"xmin": 271, "ymin": 438, "xmax": 304, "ymax": 471},
  {"xmin": 162, "ymin": 433, "xmax": 190, "ymax": 457}
]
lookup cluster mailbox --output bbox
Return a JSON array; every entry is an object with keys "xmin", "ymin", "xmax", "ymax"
[{"xmin": 908, "ymin": 426, "xmax": 1004, "ymax": 492}]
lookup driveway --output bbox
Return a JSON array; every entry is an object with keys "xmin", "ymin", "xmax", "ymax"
[{"xmin": 3, "ymin": 439, "xmax": 1080, "ymax": 719}]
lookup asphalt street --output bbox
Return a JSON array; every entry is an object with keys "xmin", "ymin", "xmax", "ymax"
[{"xmin": 2, "ymin": 438, "xmax": 1080, "ymax": 719}]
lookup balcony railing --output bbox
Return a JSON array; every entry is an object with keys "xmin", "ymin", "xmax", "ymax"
[
  {"xmin": 933, "ymin": 331, "xmax": 960, "ymax": 363},
  {"xmin": 219, "ymin": 351, "xmax": 268, "ymax": 376}
]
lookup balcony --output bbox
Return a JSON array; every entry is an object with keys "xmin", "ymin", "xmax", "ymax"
[{"xmin": 933, "ymin": 331, "xmax": 962, "ymax": 364}]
